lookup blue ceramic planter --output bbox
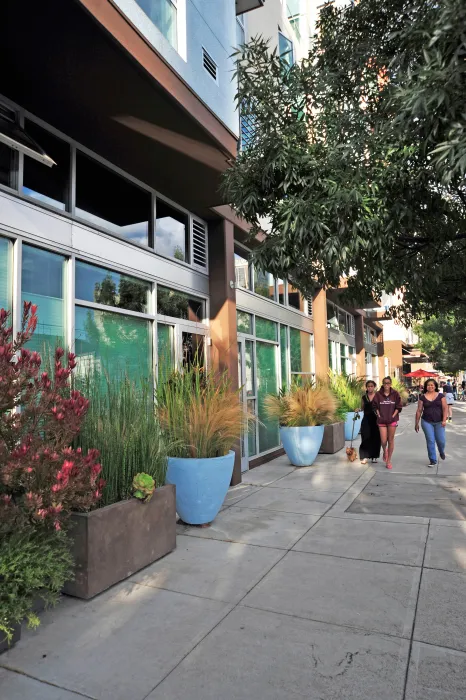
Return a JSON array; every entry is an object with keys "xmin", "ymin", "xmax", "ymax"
[
  {"xmin": 280, "ymin": 425, "xmax": 325, "ymax": 467},
  {"xmin": 166, "ymin": 451, "xmax": 235, "ymax": 525},
  {"xmin": 344, "ymin": 411, "xmax": 362, "ymax": 441}
]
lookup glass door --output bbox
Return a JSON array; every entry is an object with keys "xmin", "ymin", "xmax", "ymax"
[{"xmin": 238, "ymin": 337, "xmax": 257, "ymax": 471}]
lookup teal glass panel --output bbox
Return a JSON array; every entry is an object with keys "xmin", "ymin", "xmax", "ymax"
[
  {"xmin": 135, "ymin": 0, "xmax": 178, "ymax": 49},
  {"xmin": 76, "ymin": 260, "xmax": 150, "ymax": 313},
  {"xmin": 247, "ymin": 398, "xmax": 257, "ymax": 457},
  {"xmin": 280, "ymin": 325, "xmax": 288, "ymax": 387},
  {"xmin": 256, "ymin": 341, "xmax": 279, "ymax": 452},
  {"xmin": 255, "ymin": 316, "xmax": 277, "ymax": 341},
  {"xmin": 290, "ymin": 327, "xmax": 301, "ymax": 373},
  {"xmin": 237, "ymin": 310, "xmax": 252, "ymax": 334},
  {"xmin": 75, "ymin": 306, "xmax": 151, "ymax": 381},
  {"xmin": 21, "ymin": 245, "xmax": 65, "ymax": 357},
  {"xmin": 157, "ymin": 323, "xmax": 174, "ymax": 382},
  {"xmin": 0, "ymin": 237, "xmax": 12, "ymax": 313}
]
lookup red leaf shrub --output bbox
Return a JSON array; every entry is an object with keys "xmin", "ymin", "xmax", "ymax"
[{"xmin": 0, "ymin": 302, "xmax": 103, "ymax": 534}]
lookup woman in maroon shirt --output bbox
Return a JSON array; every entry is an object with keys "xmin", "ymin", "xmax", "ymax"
[{"xmin": 373, "ymin": 377, "xmax": 403, "ymax": 470}]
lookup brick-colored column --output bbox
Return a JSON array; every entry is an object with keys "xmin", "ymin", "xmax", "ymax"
[
  {"xmin": 355, "ymin": 315, "xmax": 366, "ymax": 378},
  {"xmin": 208, "ymin": 219, "xmax": 241, "ymax": 485},
  {"xmin": 313, "ymin": 288, "xmax": 329, "ymax": 379}
]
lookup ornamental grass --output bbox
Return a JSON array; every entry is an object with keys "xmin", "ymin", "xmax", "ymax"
[
  {"xmin": 265, "ymin": 382, "xmax": 338, "ymax": 427},
  {"xmin": 75, "ymin": 370, "xmax": 168, "ymax": 506},
  {"xmin": 156, "ymin": 365, "xmax": 246, "ymax": 459}
]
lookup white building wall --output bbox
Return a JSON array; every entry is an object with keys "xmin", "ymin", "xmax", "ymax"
[
  {"xmin": 246, "ymin": 0, "xmax": 309, "ymax": 59},
  {"xmin": 112, "ymin": 0, "xmax": 239, "ymax": 135}
]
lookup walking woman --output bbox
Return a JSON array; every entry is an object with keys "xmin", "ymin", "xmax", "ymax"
[
  {"xmin": 359, "ymin": 380, "xmax": 381, "ymax": 464},
  {"xmin": 415, "ymin": 379, "xmax": 448, "ymax": 466},
  {"xmin": 373, "ymin": 377, "xmax": 403, "ymax": 470}
]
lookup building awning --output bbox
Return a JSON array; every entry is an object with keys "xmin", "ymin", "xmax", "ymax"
[{"xmin": 0, "ymin": 104, "xmax": 55, "ymax": 167}]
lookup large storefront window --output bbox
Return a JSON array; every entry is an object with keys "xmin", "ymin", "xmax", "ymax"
[
  {"xmin": 237, "ymin": 310, "xmax": 252, "ymax": 335},
  {"xmin": 290, "ymin": 328, "xmax": 312, "ymax": 383},
  {"xmin": 76, "ymin": 261, "xmax": 150, "ymax": 313},
  {"xmin": 75, "ymin": 306, "xmax": 151, "ymax": 380},
  {"xmin": 0, "ymin": 237, "xmax": 12, "ymax": 312},
  {"xmin": 256, "ymin": 316, "xmax": 277, "ymax": 342},
  {"xmin": 21, "ymin": 245, "xmax": 65, "ymax": 356},
  {"xmin": 256, "ymin": 341, "xmax": 279, "ymax": 453},
  {"xmin": 157, "ymin": 323, "xmax": 174, "ymax": 382}
]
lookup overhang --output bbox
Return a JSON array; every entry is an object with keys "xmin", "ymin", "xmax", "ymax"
[
  {"xmin": 0, "ymin": 0, "xmax": 236, "ymax": 215},
  {"xmin": 236, "ymin": 0, "xmax": 265, "ymax": 15}
]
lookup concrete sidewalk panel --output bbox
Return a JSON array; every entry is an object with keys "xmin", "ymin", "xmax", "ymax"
[
  {"xmin": 177, "ymin": 506, "xmax": 320, "ymax": 549},
  {"xmin": 293, "ymin": 518, "xmax": 427, "ymax": 566},
  {"xmin": 425, "ymin": 523, "xmax": 466, "ymax": 573},
  {"xmin": 415, "ymin": 568, "xmax": 466, "ymax": 652},
  {"xmin": 0, "ymin": 669, "xmax": 90, "ymax": 700},
  {"xmin": 267, "ymin": 469, "xmax": 358, "ymax": 492},
  {"xmin": 236, "ymin": 486, "xmax": 342, "ymax": 515},
  {"xmin": 146, "ymin": 607, "xmax": 409, "ymax": 700},
  {"xmin": 405, "ymin": 642, "xmax": 466, "ymax": 700},
  {"xmin": 130, "ymin": 535, "xmax": 284, "ymax": 603},
  {"xmin": 240, "ymin": 463, "xmax": 295, "ymax": 486},
  {"xmin": 242, "ymin": 550, "xmax": 420, "ymax": 638},
  {"xmin": 0, "ymin": 583, "xmax": 232, "ymax": 700}
]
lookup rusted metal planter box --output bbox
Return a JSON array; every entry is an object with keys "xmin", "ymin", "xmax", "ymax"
[
  {"xmin": 319, "ymin": 422, "xmax": 345, "ymax": 454},
  {"xmin": 63, "ymin": 484, "xmax": 176, "ymax": 599}
]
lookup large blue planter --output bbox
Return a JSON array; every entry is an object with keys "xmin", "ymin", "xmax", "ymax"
[
  {"xmin": 280, "ymin": 425, "xmax": 325, "ymax": 467},
  {"xmin": 166, "ymin": 451, "xmax": 235, "ymax": 525},
  {"xmin": 344, "ymin": 411, "xmax": 362, "ymax": 441}
]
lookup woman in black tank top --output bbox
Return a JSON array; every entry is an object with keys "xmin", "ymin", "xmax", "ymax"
[{"xmin": 415, "ymin": 379, "xmax": 448, "ymax": 467}]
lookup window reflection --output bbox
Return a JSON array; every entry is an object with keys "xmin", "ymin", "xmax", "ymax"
[
  {"xmin": 234, "ymin": 250, "xmax": 250, "ymax": 290},
  {"xmin": 75, "ymin": 152, "xmax": 150, "ymax": 246},
  {"xmin": 254, "ymin": 268, "xmax": 275, "ymax": 301},
  {"xmin": 23, "ymin": 120, "xmax": 70, "ymax": 211},
  {"xmin": 157, "ymin": 285, "xmax": 204, "ymax": 323},
  {"xmin": 156, "ymin": 200, "xmax": 189, "ymax": 263},
  {"xmin": 76, "ymin": 260, "xmax": 150, "ymax": 313}
]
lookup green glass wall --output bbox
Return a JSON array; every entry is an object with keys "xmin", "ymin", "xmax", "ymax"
[
  {"xmin": 0, "ymin": 237, "xmax": 12, "ymax": 313},
  {"xmin": 157, "ymin": 323, "xmax": 174, "ymax": 382},
  {"xmin": 280, "ymin": 325, "xmax": 287, "ymax": 387},
  {"xmin": 21, "ymin": 245, "xmax": 65, "ymax": 357},
  {"xmin": 237, "ymin": 310, "xmax": 252, "ymax": 334},
  {"xmin": 75, "ymin": 306, "xmax": 151, "ymax": 380},
  {"xmin": 256, "ymin": 341, "xmax": 279, "ymax": 452},
  {"xmin": 256, "ymin": 316, "xmax": 277, "ymax": 341}
]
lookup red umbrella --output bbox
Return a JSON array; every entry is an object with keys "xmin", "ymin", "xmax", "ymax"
[{"xmin": 404, "ymin": 369, "xmax": 439, "ymax": 377}]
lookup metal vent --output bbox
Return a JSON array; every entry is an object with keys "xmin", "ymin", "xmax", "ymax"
[
  {"xmin": 202, "ymin": 49, "xmax": 218, "ymax": 81},
  {"xmin": 306, "ymin": 294, "xmax": 313, "ymax": 317},
  {"xmin": 192, "ymin": 219, "xmax": 208, "ymax": 268}
]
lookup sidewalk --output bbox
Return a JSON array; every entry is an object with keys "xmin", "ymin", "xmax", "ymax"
[{"xmin": 1, "ymin": 405, "xmax": 466, "ymax": 699}]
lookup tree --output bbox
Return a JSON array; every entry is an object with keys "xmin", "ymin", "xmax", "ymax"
[
  {"xmin": 414, "ymin": 316, "xmax": 466, "ymax": 374},
  {"xmin": 223, "ymin": 0, "xmax": 466, "ymax": 322}
]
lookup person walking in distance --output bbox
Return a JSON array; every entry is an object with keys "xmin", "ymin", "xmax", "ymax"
[
  {"xmin": 443, "ymin": 382, "xmax": 454, "ymax": 422},
  {"xmin": 359, "ymin": 380, "xmax": 381, "ymax": 464},
  {"xmin": 415, "ymin": 379, "xmax": 448, "ymax": 466},
  {"xmin": 373, "ymin": 377, "xmax": 403, "ymax": 470}
]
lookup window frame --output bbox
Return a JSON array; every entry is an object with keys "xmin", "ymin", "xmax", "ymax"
[{"xmin": 0, "ymin": 93, "xmax": 209, "ymax": 275}]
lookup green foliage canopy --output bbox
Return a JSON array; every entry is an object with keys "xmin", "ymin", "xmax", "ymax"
[
  {"xmin": 414, "ymin": 316, "xmax": 466, "ymax": 374},
  {"xmin": 223, "ymin": 0, "xmax": 466, "ymax": 323}
]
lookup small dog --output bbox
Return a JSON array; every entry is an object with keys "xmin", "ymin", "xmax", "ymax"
[{"xmin": 346, "ymin": 447, "xmax": 358, "ymax": 462}]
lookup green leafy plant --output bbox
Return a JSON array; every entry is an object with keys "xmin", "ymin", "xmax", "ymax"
[
  {"xmin": 265, "ymin": 383, "xmax": 338, "ymax": 427},
  {"xmin": 157, "ymin": 365, "xmax": 247, "ymax": 459},
  {"xmin": 390, "ymin": 377, "xmax": 409, "ymax": 406},
  {"xmin": 75, "ymin": 372, "xmax": 168, "ymax": 506},
  {"xmin": 132, "ymin": 473, "xmax": 155, "ymax": 502},
  {"xmin": 0, "ymin": 529, "xmax": 73, "ymax": 645},
  {"xmin": 328, "ymin": 373, "xmax": 365, "ymax": 414}
]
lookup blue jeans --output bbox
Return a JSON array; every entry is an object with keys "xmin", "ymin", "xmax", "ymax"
[{"xmin": 421, "ymin": 419, "xmax": 446, "ymax": 462}]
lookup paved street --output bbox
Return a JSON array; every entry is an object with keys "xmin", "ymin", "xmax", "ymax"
[{"xmin": 1, "ymin": 404, "xmax": 466, "ymax": 699}]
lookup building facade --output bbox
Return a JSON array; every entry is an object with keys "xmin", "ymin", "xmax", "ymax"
[{"xmin": 0, "ymin": 0, "xmax": 386, "ymax": 484}]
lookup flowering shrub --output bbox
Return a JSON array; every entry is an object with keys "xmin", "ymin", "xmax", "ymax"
[{"xmin": 0, "ymin": 302, "xmax": 103, "ymax": 534}]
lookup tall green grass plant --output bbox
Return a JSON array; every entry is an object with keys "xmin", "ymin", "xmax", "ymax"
[
  {"xmin": 328, "ymin": 372, "xmax": 365, "ymax": 414},
  {"xmin": 76, "ymin": 371, "xmax": 168, "ymax": 506}
]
